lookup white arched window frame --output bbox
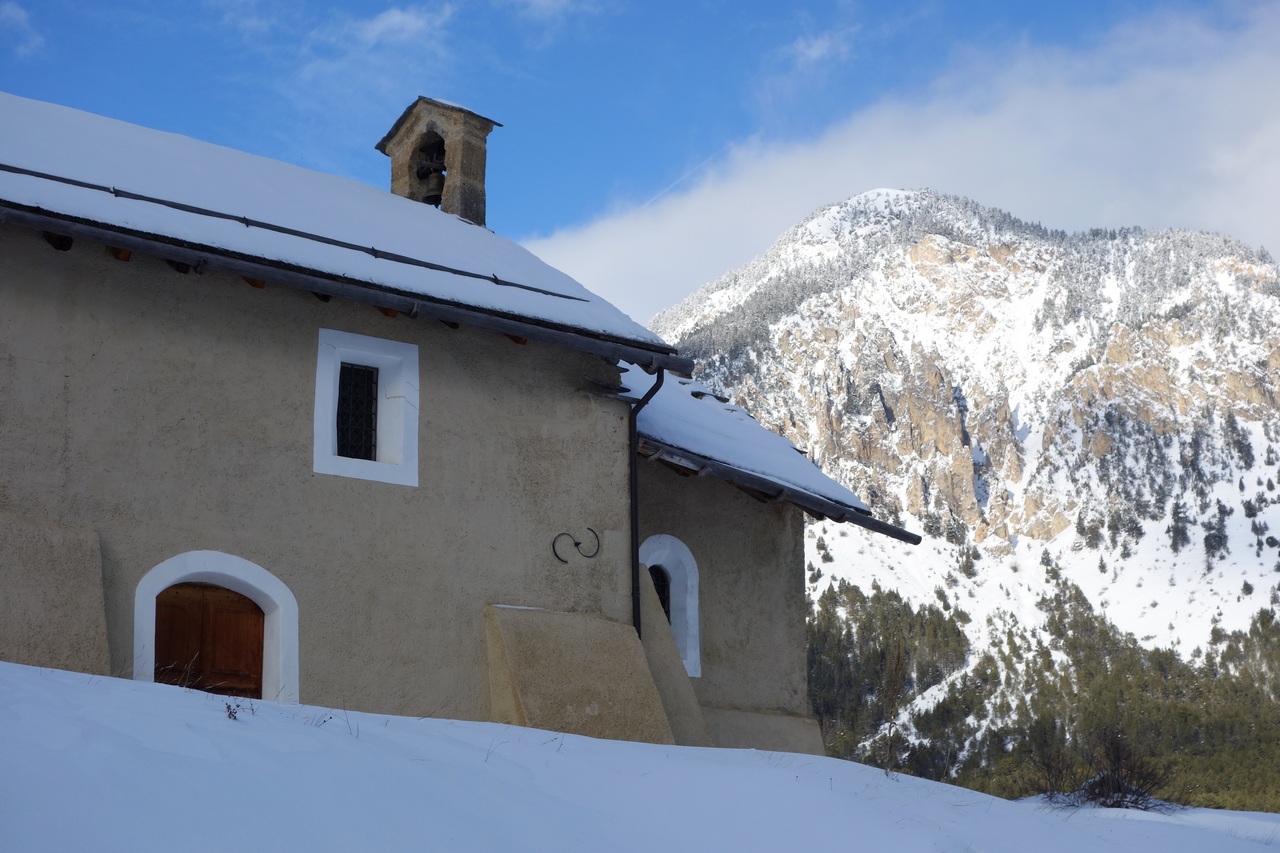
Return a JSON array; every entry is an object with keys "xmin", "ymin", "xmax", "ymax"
[
  {"xmin": 133, "ymin": 551, "xmax": 300, "ymax": 703},
  {"xmin": 640, "ymin": 534, "xmax": 700, "ymax": 678}
]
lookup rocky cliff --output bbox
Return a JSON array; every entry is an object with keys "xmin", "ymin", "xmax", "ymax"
[{"xmin": 653, "ymin": 189, "xmax": 1280, "ymax": 652}]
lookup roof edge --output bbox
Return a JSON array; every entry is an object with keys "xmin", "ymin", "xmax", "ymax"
[
  {"xmin": 3, "ymin": 204, "xmax": 693, "ymax": 374},
  {"xmin": 638, "ymin": 438, "xmax": 921, "ymax": 545},
  {"xmin": 375, "ymin": 96, "xmax": 504, "ymax": 154}
]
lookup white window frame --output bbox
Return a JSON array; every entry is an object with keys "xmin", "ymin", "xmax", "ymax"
[
  {"xmin": 640, "ymin": 534, "xmax": 700, "ymax": 678},
  {"xmin": 313, "ymin": 328, "xmax": 419, "ymax": 487},
  {"xmin": 133, "ymin": 550, "xmax": 300, "ymax": 703}
]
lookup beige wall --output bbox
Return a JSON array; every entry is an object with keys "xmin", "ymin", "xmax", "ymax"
[
  {"xmin": 637, "ymin": 461, "xmax": 810, "ymax": 720},
  {"xmin": 0, "ymin": 510, "xmax": 110, "ymax": 676},
  {"xmin": 702, "ymin": 707, "xmax": 825, "ymax": 755},
  {"xmin": 484, "ymin": 604, "xmax": 674, "ymax": 744},
  {"xmin": 0, "ymin": 223, "xmax": 633, "ymax": 719}
]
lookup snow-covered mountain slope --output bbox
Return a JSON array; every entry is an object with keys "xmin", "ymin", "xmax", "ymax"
[
  {"xmin": 5, "ymin": 661, "xmax": 1280, "ymax": 851},
  {"xmin": 654, "ymin": 189, "xmax": 1280, "ymax": 654}
]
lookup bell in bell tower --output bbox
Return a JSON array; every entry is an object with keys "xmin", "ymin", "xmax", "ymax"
[
  {"xmin": 376, "ymin": 97, "xmax": 502, "ymax": 227},
  {"xmin": 414, "ymin": 132, "xmax": 447, "ymax": 206}
]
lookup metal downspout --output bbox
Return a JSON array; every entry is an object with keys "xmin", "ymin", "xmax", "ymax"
[{"xmin": 629, "ymin": 367, "xmax": 666, "ymax": 639}]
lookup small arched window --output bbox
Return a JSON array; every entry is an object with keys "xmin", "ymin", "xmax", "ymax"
[{"xmin": 640, "ymin": 535, "xmax": 700, "ymax": 677}]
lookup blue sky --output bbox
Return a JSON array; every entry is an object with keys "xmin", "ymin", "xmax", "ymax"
[{"xmin": 2, "ymin": 1, "xmax": 1277, "ymax": 322}]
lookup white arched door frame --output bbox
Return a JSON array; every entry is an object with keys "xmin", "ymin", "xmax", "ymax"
[
  {"xmin": 134, "ymin": 550, "xmax": 300, "ymax": 703},
  {"xmin": 640, "ymin": 534, "xmax": 700, "ymax": 678}
]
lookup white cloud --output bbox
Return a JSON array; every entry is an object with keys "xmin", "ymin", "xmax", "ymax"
[
  {"xmin": 349, "ymin": 6, "xmax": 434, "ymax": 46},
  {"xmin": 204, "ymin": 0, "xmax": 274, "ymax": 36},
  {"xmin": 304, "ymin": 4, "xmax": 449, "ymax": 53},
  {"xmin": 0, "ymin": 1, "xmax": 43, "ymax": 58},
  {"xmin": 787, "ymin": 29, "xmax": 854, "ymax": 67},
  {"xmin": 500, "ymin": 0, "xmax": 597, "ymax": 20},
  {"xmin": 525, "ymin": 3, "xmax": 1280, "ymax": 325},
  {"xmin": 753, "ymin": 23, "xmax": 859, "ymax": 122},
  {"xmin": 491, "ymin": 0, "xmax": 604, "ymax": 48},
  {"xmin": 255, "ymin": 4, "xmax": 456, "ymax": 174}
]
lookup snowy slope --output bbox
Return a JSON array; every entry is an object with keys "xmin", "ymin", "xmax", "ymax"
[{"xmin": 3, "ymin": 662, "xmax": 1279, "ymax": 852}]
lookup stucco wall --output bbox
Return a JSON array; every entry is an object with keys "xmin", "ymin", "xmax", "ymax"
[
  {"xmin": 484, "ymin": 604, "xmax": 673, "ymax": 744},
  {"xmin": 0, "ymin": 223, "xmax": 632, "ymax": 718},
  {"xmin": 0, "ymin": 510, "xmax": 110, "ymax": 675},
  {"xmin": 636, "ymin": 461, "xmax": 809, "ymax": 718},
  {"xmin": 702, "ymin": 707, "xmax": 825, "ymax": 755}
]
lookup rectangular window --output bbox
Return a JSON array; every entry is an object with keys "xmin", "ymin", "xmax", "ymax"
[
  {"xmin": 336, "ymin": 363, "xmax": 378, "ymax": 460},
  {"xmin": 314, "ymin": 329, "xmax": 419, "ymax": 487}
]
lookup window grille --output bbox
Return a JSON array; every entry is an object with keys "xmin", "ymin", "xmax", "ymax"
[{"xmin": 337, "ymin": 363, "xmax": 378, "ymax": 460}]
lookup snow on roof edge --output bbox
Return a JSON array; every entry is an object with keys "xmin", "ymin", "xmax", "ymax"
[
  {"xmin": 375, "ymin": 96, "xmax": 503, "ymax": 154},
  {"xmin": 3, "ymin": 199, "xmax": 691, "ymax": 373},
  {"xmin": 622, "ymin": 365, "xmax": 920, "ymax": 543},
  {"xmin": 0, "ymin": 91, "xmax": 673, "ymax": 361}
]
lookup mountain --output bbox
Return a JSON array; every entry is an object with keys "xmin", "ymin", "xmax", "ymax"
[{"xmin": 652, "ymin": 189, "xmax": 1280, "ymax": 803}]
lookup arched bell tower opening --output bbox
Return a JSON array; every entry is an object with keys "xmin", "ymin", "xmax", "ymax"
[
  {"xmin": 376, "ymin": 96, "xmax": 502, "ymax": 227},
  {"xmin": 412, "ymin": 131, "xmax": 447, "ymax": 207}
]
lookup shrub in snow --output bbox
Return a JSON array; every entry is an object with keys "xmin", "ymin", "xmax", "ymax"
[{"xmin": 1070, "ymin": 727, "xmax": 1181, "ymax": 812}]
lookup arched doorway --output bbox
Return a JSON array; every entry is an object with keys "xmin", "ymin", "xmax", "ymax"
[
  {"xmin": 134, "ymin": 551, "xmax": 299, "ymax": 703},
  {"xmin": 154, "ymin": 582, "xmax": 265, "ymax": 698}
]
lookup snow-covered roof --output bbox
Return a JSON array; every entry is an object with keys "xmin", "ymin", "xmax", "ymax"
[
  {"xmin": 0, "ymin": 92, "xmax": 686, "ymax": 371},
  {"xmin": 622, "ymin": 366, "xmax": 919, "ymax": 543},
  {"xmin": 0, "ymin": 93, "xmax": 911, "ymax": 541}
]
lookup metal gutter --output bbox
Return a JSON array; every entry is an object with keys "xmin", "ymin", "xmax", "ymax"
[{"xmin": 628, "ymin": 369, "xmax": 666, "ymax": 639}]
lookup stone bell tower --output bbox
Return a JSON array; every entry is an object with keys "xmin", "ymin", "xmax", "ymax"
[{"xmin": 376, "ymin": 97, "xmax": 502, "ymax": 227}]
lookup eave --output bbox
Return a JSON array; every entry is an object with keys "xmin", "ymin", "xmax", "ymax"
[
  {"xmin": 1, "ymin": 201, "xmax": 693, "ymax": 375},
  {"xmin": 638, "ymin": 437, "xmax": 923, "ymax": 545}
]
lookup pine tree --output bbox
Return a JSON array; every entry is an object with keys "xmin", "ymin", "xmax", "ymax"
[{"xmin": 1168, "ymin": 499, "xmax": 1191, "ymax": 553}]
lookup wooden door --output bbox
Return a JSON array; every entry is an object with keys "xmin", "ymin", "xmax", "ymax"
[{"xmin": 155, "ymin": 582, "xmax": 265, "ymax": 698}]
